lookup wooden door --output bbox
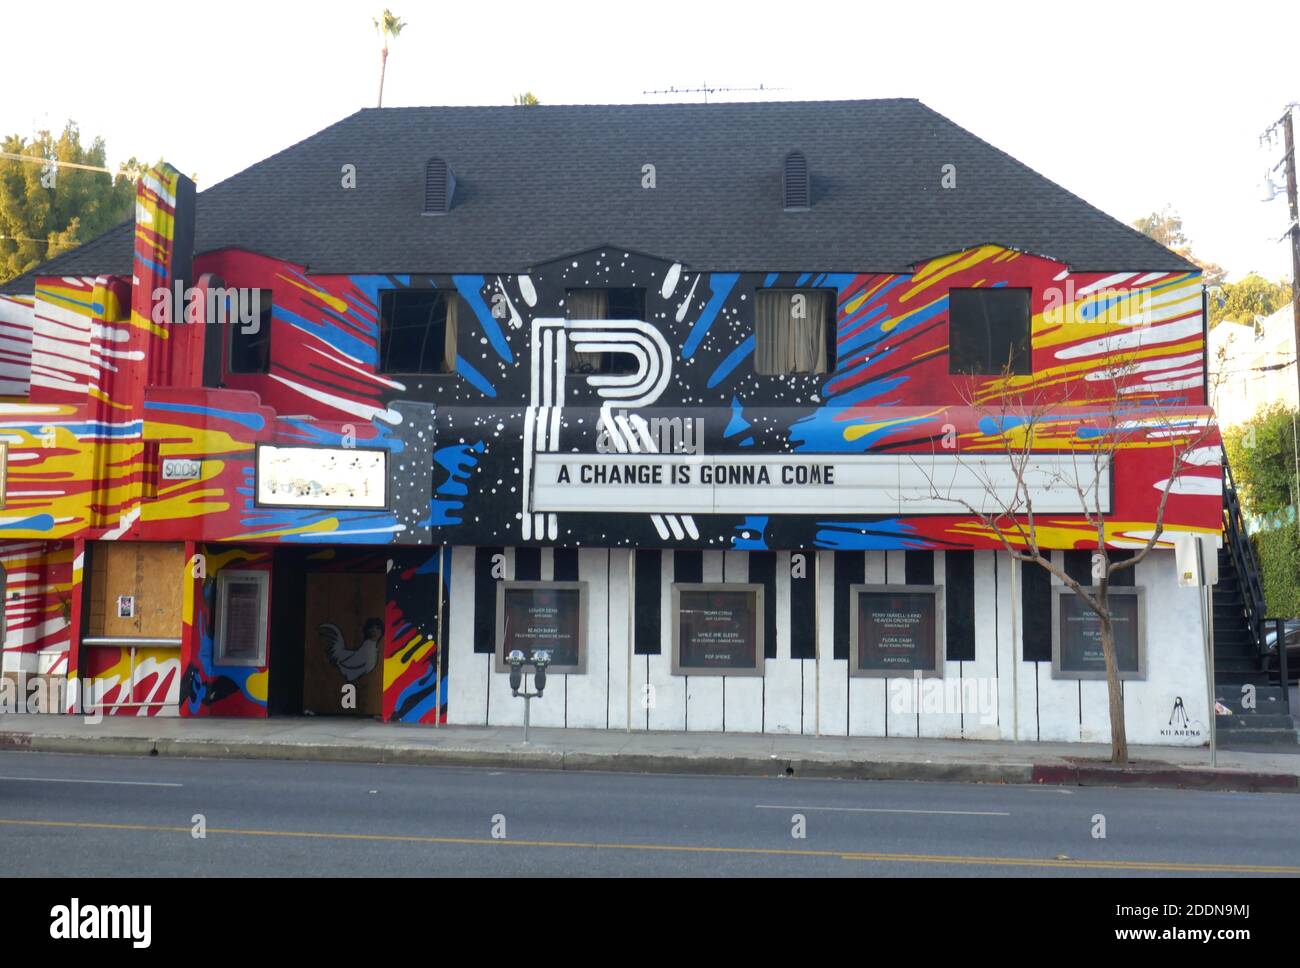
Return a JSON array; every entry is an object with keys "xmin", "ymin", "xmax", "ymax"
[{"xmin": 302, "ymin": 573, "xmax": 385, "ymax": 716}]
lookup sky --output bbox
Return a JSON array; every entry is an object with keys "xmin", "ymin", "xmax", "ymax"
[{"xmin": 5, "ymin": 0, "xmax": 1298, "ymax": 282}]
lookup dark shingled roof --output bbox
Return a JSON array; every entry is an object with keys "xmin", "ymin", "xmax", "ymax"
[{"xmin": 0, "ymin": 99, "xmax": 1195, "ymax": 295}]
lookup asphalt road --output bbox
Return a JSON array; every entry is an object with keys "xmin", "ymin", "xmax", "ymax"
[{"xmin": 1, "ymin": 751, "xmax": 1298, "ymax": 876}]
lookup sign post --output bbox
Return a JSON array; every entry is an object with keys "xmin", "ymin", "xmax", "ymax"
[{"xmin": 1176, "ymin": 534, "xmax": 1218, "ymax": 768}]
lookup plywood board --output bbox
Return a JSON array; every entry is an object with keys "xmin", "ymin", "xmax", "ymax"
[
  {"xmin": 87, "ymin": 543, "xmax": 185, "ymax": 640},
  {"xmin": 302, "ymin": 572, "xmax": 385, "ymax": 716}
]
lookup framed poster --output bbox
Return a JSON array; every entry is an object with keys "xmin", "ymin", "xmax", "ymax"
[
  {"xmin": 495, "ymin": 581, "xmax": 586, "ymax": 674},
  {"xmin": 671, "ymin": 583, "xmax": 764, "ymax": 676},
  {"xmin": 1052, "ymin": 586, "xmax": 1145, "ymax": 680},
  {"xmin": 214, "ymin": 570, "xmax": 269, "ymax": 667},
  {"xmin": 850, "ymin": 584, "xmax": 944, "ymax": 678},
  {"xmin": 255, "ymin": 444, "xmax": 388, "ymax": 509}
]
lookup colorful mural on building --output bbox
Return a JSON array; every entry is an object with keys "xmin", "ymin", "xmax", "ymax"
[{"xmin": 0, "ymin": 161, "xmax": 1220, "ymax": 731}]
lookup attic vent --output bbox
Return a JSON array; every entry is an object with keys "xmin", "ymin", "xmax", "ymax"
[
  {"xmin": 424, "ymin": 157, "xmax": 455, "ymax": 214},
  {"xmin": 783, "ymin": 151, "xmax": 809, "ymax": 211}
]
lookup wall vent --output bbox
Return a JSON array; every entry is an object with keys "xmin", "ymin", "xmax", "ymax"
[
  {"xmin": 424, "ymin": 157, "xmax": 455, "ymax": 214},
  {"xmin": 783, "ymin": 151, "xmax": 809, "ymax": 211}
]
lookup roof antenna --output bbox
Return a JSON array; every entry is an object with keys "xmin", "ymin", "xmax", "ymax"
[{"xmin": 641, "ymin": 82, "xmax": 788, "ymax": 104}]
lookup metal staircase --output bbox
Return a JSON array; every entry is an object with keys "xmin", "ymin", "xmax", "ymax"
[{"xmin": 1214, "ymin": 460, "xmax": 1298, "ymax": 747}]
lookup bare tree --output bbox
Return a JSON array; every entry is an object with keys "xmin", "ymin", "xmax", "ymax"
[{"xmin": 911, "ymin": 340, "xmax": 1220, "ymax": 763}]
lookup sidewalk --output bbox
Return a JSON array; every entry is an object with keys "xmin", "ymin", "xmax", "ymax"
[{"xmin": 1, "ymin": 714, "xmax": 1296, "ymax": 793}]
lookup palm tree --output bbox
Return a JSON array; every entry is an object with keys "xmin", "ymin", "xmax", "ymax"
[{"xmin": 373, "ymin": 10, "xmax": 406, "ymax": 108}]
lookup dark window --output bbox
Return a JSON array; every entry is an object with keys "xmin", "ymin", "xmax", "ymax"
[
  {"xmin": 228, "ymin": 289, "xmax": 273, "ymax": 374},
  {"xmin": 755, "ymin": 289, "xmax": 835, "ymax": 375},
  {"xmin": 378, "ymin": 290, "xmax": 458, "ymax": 374},
  {"xmin": 783, "ymin": 151, "xmax": 809, "ymax": 211},
  {"xmin": 565, "ymin": 288, "xmax": 644, "ymax": 375},
  {"xmin": 948, "ymin": 288, "xmax": 1031, "ymax": 375}
]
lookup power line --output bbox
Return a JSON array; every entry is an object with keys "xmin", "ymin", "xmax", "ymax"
[
  {"xmin": 0, "ymin": 234, "xmax": 62, "ymax": 245},
  {"xmin": 0, "ymin": 151, "xmax": 120, "ymax": 176},
  {"xmin": 641, "ymin": 82, "xmax": 788, "ymax": 104}
]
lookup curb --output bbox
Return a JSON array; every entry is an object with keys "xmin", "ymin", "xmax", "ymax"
[
  {"xmin": 4, "ymin": 729, "xmax": 1295, "ymax": 792},
  {"xmin": 1031, "ymin": 764, "xmax": 1299, "ymax": 793}
]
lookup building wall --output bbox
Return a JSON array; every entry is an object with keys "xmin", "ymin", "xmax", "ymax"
[
  {"xmin": 1209, "ymin": 307, "xmax": 1298, "ymax": 428},
  {"xmin": 0, "ymin": 164, "xmax": 1221, "ymax": 742},
  {"xmin": 447, "ymin": 546, "xmax": 1210, "ymax": 746}
]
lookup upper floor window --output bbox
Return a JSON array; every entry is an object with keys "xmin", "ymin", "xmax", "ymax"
[
  {"xmin": 228, "ymin": 289, "xmax": 273, "ymax": 375},
  {"xmin": 565, "ymin": 288, "xmax": 644, "ymax": 375},
  {"xmin": 378, "ymin": 290, "xmax": 458, "ymax": 374},
  {"xmin": 948, "ymin": 288, "xmax": 1032, "ymax": 376},
  {"xmin": 754, "ymin": 289, "xmax": 834, "ymax": 375}
]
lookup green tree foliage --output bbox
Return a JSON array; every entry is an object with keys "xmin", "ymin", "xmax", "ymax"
[
  {"xmin": 1255, "ymin": 527, "xmax": 1300, "ymax": 618},
  {"xmin": 1208, "ymin": 272, "xmax": 1294, "ymax": 329},
  {"xmin": 1131, "ymin": 204, "xmax": 1227, "ymax": 288},
  {"xmin": 0, "ymin": 121, "xmax": 139, "ymax": 284},
  {"xmin": 1224, "ymin": 402, "xmax": 1298, "ymax": 515},
  {"xmin": 513, "ymin": 92, "xmax": 541, "ymax": 106},
  {"xmin": 1224, "ymin": 402, "xmax": 1300, "ymax": 617}
]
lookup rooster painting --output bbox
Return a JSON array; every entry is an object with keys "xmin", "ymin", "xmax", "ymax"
[{"xmin": 318, "ymin": 617, "xmax": 383, "ymax": 683}]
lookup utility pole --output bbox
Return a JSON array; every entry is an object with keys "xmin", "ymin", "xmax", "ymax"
[
  {"xmin": 1262, "ymin": 104, "xmax": 1300, "ymax": 409},
  {"xmin": 1284, "ymin": 108, "xmax": 1300, "ymax": 412}
]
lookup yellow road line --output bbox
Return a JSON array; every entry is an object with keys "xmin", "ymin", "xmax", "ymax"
[{"xmin": 2, "ymin": 817, "xmax": 1297, "ymax": 873}]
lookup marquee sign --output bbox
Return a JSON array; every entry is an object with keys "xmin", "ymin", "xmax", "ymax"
[
  {"xmin": 530, "ymin": 452, "xmax": 1111, "ymax": 516},
  {"xmin": 1052, "ymin": 586, "xmax": 1145, "ymax": 679},
  {"xmin": 850, "ymin": 585, "xmax": 943, "ymax": 677},
  {"xmin": 255, "ymin": 445, "xmax": 388, "ymax": 509}
]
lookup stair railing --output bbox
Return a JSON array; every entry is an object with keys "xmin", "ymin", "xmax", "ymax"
[
  {"xmin": 1222, "ymin": 458, "xmax": 1268, "ymax": 660},
  {"xmin": 1267, "ymin": 618, "xmax": 1292, "ymax": 712}
]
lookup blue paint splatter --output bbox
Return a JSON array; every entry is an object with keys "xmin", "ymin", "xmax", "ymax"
[
  {"xmin": 277, "ymin": 305, "xmax": 376, "ymax": 365},
  {"xmin": 454, "ymin": 275, "xmax": 512, "ymax": 364},
  {"xmin": 707, "ymin": 335, "xmax": 755, "ymax": 388},
  {"xmin": 978, "ymin": 415, "xmax": 1026, "ymax": 436},
  {"xmin": 682, "ymin": 273, "xmax": 739, "ymax": 359},
  {"xmin": 815, "ymin": 519, "xmax": 924, "ymax": 550},
  {"xmin": 0, "ymin": 514, "xmax": 56, "ymax": 533},
  {"xmin": 733, "ymin": 516, "xmax": 769, "ymax": 550},
  {"xmin": 456, "ymin": 354, "xmax": 497, "ymax": 398},
  {"xmin": 425, "ymin": 441, "xmax": 485, "ymax": 527},
  {"xmin": 724, "ymin": 396, "xmax": 751, "ymax": 438}
]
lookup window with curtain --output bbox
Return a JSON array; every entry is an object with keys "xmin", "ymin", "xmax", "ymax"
[
  {"xmin": 565, "ymin": 288, "xmax": 643, "ymax": 375},
  {"xmin": 948, "ymin": 288, "xmax": 1031, "ymax": 375},
  {"xmin": 754, "ymin": 289, "xmax": 833, "ymax": 375},
  {"xmin": 377, "ymin": 290, "xmax": 459, "ymax": 374}
]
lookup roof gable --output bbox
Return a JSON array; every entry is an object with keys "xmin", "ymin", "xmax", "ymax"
[{"xmin": 1, "ymin": 99, "xmax": 1196, "ymax": 295}]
